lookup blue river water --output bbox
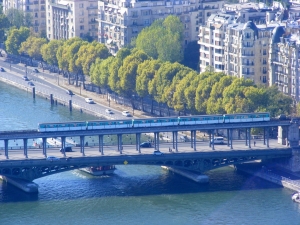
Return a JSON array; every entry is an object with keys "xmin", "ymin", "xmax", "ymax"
[{"xmin": 0, "ymin": 82, "xmax": 300, "ymax": 225}]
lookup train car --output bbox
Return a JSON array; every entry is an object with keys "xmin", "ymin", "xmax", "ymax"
[
  {"xmin": 178, "ymin": 114, "xmax": 223, "ymax": 125},
  {"xmin": 223, "ymin": 112, "xmax": 270, "ymax": 123},
  {"xmin": 38, "ymin": 121, "xmax": 87, "ymax": 132},
  {"xmin": 87, "ymin": 119, "xmax": 133, "ymax": 130},
  {"xmin": 133, "ymin": 117, "xmax": 179, "ymax": 128}
]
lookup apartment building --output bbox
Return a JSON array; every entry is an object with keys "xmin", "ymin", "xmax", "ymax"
[
  {"xmin": 269, "ymin": 23, "xmax": 300, "ymax": 101},
  {"xmin": 198, "ymin": 13, "xmax": 237, "ymax": 73},
  {"xmin": 46, "ymin": 0, "xmax": 98, "ymax": 40},
  {"xmin": 97, "ymin": 0, "xmax": 224, "ymax": 55},
  {"xmin": 3, "ymin": 0, "xmax": 47, "ymax": 34},
  {"xmin": 223, "ymin": 21, "xmax": 275, "ymax": 85}
]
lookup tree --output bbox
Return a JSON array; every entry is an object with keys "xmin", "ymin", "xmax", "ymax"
[
  {"xmin": 19, "ymin": 36, "xmax": 47, "ymax": 60},
  {"xmin": 135, "ymin": 15, "xmax": 184, "ymax": 63},
  {"xmin": 0, "ymin": 14, "xmax": 9, "ymax": 43},
  {"xmin": 90, "ymin": 56, "xmax": 114, "ymax": 89},
  {"xmin": 41, "ymin": 39, "xmax": 64, "ymax": 66},
  {"xmin": 182, "ymin": 41, "xmax": 200, "ymax": 70},
  {"xmin": 5, "ymin": 27, "xmax": 30, "ymax": 55}
]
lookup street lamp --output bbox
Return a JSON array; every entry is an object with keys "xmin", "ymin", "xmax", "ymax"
[{"xmin": 79, "ymin": 82, "xmax": 81, "ymax": 95}]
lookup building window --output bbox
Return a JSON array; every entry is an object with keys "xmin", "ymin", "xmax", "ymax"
[
  {"xmin": 80, "ymin": 11, "xmax": 84, "ymax": 16},
  {"xmin": 80, "ymin": 25, "xmax": 84, "ymax": 30},
  {"xmin": 80, "ymin": 18, "xmax": 84, "ymax": 23},
  {"xmin": 35, "ymin": 13, "xmax": 38, "ymax": 18},
  {"xmin": 79, "ymin": 3, "xmax": 84, "ymax": 8}
]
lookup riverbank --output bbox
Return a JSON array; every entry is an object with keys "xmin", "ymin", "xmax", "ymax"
[{"xmin": 235, "ymin": 163, "xmax": 300, "ymax": 192}]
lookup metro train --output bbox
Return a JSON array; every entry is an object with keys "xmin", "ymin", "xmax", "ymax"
[{"xmin": 37, "ymin": 112, "xmax": 270, "ymax": 132}]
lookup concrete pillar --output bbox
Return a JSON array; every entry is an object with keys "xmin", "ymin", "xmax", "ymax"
[
  {"xmin": 190, "ymin": 130, "xmax": 193, "ymax": 149},
  {"xmin": 61, "ymin": 136, "xmax": 66, "ymax": 157},
  {"xmin": 288, "ymin": 122, "xmax": 299, "ymax": 147},
  {"xmin": 227, "ymin": 129, "xmax": 230, "ymax": 147},
  {"xmin": 229, "ymin": 129, "xmax": 233, "ymax": 149},
  {"xmin": 154, "ymin": 132, "xmax": 159, "ymax": 150},
  {"xmin": 23, "ymin": 138, "xmax": 28, "ymax": 158},
  {"xmin": 245, "ymin": 128, "xmax": 248, "ymax": 146},
  {"xmin": 99, "ymin": 135, "xmax": 104, "ymax": 155},
  {"xmin": 172, "ymin": 131, "xmax": 175, "ymax": 149},
  {"xmin": 175, "ymin": 131, "xmax": 178, "ymax": 152},
  {"xmin": 193, "ymin": 130, "xmax": 196, "ymax": 151},
  {"xmin": 211, "ymin": 131, "xmax": 215, "ymax": 150},
  {"xmin": 80, "ymin": 136, "xmax": 85, "ymax": 156},
  {"xmin": 209, "ymin": 132, "xmax": 212, "ymax": 147},
  {"xmin": 117, "ymin": 134, "xmax": 122, "ymax": 154},
  {"xmin": 136, "ymin": 133, "xmax": 141, "ymax": 153},
  {"xmin": 248, "ymin": 128, "xmax": 251, "ymax": 149},
  {"xmin": 4, "ymin": 139, "xmax": 8, "ymax": 159},
  {"xmin": 278, "ymin": 125, "xmax": 288, "ymax": 145},
  {"xmin": 264, "ymin": 128, "xmax": 266, "ymax": 145},
  {"xmin": 42, "ymin": 137, "xmax": 47, "ymax": 156}
]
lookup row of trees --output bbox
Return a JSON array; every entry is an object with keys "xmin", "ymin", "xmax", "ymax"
[
  {"xmin": 89, "ymin": 48, "xmax": 293, "ymax": 117},
  {"xmin": 3, "ymin": 23, "xmax": 293, "ymax": 117}
]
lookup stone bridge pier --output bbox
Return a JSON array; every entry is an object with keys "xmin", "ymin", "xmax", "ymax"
[{"xmin": 276, "ymin": 118, "xmax": 300, "ymax": 172}]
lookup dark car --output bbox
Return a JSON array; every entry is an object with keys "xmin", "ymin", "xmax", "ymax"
[
  {"xmin": 28, "ymin": 81, "xmax": 34, "ymax": 86},
  {"xmin": 23, "ymin": 76, "xmax": 29, "ymax": 81},
  {"xmin": 0, "ymin": 67, "xmax": 5, "ymax": 72},
  {"xmin": 32, "ymin": 68, "xmax": 39, "ymax": 73},
  {"xmin": 60, "ymin": 147, "xmax": 72, "ymax": 152},
  {"xmin": 140, "ymin": 142, "xmax": 152, "ymax": 148},
  {"xmin": 66, "ymin": 90, "xmax": 74, "ymax": 95}
]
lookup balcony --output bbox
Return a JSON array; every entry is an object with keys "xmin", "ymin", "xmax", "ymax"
[
  {"xmin": 241, "ymin": 53, "xmax": 254, "ymax": 57},
  {"xmin": 242, "ymin": 62, "xmax": 254, "ymax": 66},
  {"xmin": 87, "ymin": 6, "xmax": 98, "ymax": 10},
  {"xmin": 242, "ymin": 72, "xmax": 254, "ymax": 75}
]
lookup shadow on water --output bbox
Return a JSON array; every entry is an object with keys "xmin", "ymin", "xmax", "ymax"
[{"xmin": 0, "ymin": 165, "xmax": 283, "ymax": 203}]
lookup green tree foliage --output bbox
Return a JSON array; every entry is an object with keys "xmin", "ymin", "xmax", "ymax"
[
  {"xmin": 19, "ymin": 36, "xmax": 47, "ymax": 60},
  {"xmin": 136, "ymin": 15, "xmax": 183, "ymax": 63},
  {"xmin": 41, "ymin": 39, "xmax": 64, "ymax": 66},
  {"xmin": 76, "ymin": 42, "xmax": 110, "ymax": 75},
  {"xmin": 90, "ymin": 56, "xmax": 114, "ymax": 88},
  {"xmin": 118, "ymin": 50, "xmax": 149, "ymax": 97},
  {"xmin": 0, "ymin": 14, "xmax": 9, "ymax": 42},
  {"xmin": 5, "ymin": 26, "xmax": 30, "ymax": 55},
  {"xmin": 136, "ymin": 59, "xmax": 162, "ymax": 98}
]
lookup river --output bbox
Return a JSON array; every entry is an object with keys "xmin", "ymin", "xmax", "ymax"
[{"xmin": 0, "ymin": 82, "xmax": 300, "ymax": 225}]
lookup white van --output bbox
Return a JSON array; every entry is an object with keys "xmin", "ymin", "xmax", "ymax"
[{"xmin": 210, "ymin": 137, "xmax": 224, "ymax": 144}]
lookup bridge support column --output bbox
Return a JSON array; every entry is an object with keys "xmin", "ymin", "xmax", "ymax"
[
  {"xmin": 245, "ymin": 128, "xmax": 248, "ymax": 146},
  {"xmin": 4, "ymin": 139, "xmax": 8, "ymax": 159},
  {"xmin": 190, "ymin": 131, "xmax": 193, "ymax": 149},
  {"xmin": 23, "ymin": 138, "xmax": 28, "ymax": 158},
  {"xmin": 154, "ymin": 132, "xmax": 159, "ymax": 150},
  {"xmin": 266, "ymin": 128, "xmax": 269, "ymax": 148},
  {"xmin": 80, "ymin": 136, "xmax": 85, "ymax": 156},
  {"xmin": 175, "ymin": 131, "xmax": 178, "ymax": 152},
  {"xmin": 98, "ymin": 135, "xmax": 104, "ymax": 155},
  {"xmin": 230, "ymin": 129, "xmax": 233, "ymax": 149},
  {"xmin": 172, "ymin": 131, "xmax": 176, "ymax": 149},
  {"xmin": 263, "ymin": 128, "xmax": 266, "ymax": 145},
  {"xmin": 192, "ymin": 130, "xmax": 196, "ymax": 151},
  {"xmin": 42, "ymin": 137, "xmax": 47, "ymax": 157},
  {"xmin": 227, "ymin": 129, "xmax": 230, "ymax": 147},
  {"xmin": 211, "ymin": 131, "xmax": 215, "ymax": 150},
  {"xmin": 248, "ymin": 128, "xmax": 251, "ymax": 149},
  {"xmin": 288, "ymin": 122, "xmax": 299, "ymax": 148},
  {"xmin": 136, "ymin": 133, "xmax": 141, "ymax": 153},
  {"xmin": 117, "ymin": 134, "xmax": 122, "ymax": 154},
  {"xmin": 61, "ymin": 136, "xmax": 66, "ymax": 157},
  {"xmin": 209, "ymin": 132, "xmax": 212, "ymax": 147},
  {"xmin": 277, "ymin": 126, "xmax": 288, "ymax": 145}
]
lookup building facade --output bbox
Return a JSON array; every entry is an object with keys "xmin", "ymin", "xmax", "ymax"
[
  {"xmin": 3, "ymin": 0, "xmax": 47, "ymax": 34},
  {"xmin": 46, "ymin": 0, "xmax": 98, "ymax": 40},
  {"xmin": 97, "ymin": 0, "xmax": 224, "ymax": 55}
]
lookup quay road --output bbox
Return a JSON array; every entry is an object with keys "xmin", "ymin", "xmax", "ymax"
[
  {"xmin": 0, "ymin": 139, "xmax": 290, "ymax": 161},
  {"xmin": 0, "ymin": 58, "xmax": 130, "ymax": 120}
]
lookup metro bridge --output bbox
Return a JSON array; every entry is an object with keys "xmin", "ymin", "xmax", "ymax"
[{"xmin": 0, "ymin": 116, "xmax": 296, "ymax": 183}]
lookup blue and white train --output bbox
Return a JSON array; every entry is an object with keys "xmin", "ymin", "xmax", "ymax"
[{"xmin": 37, "ymin": 112, "xmax": 270, "ymax": 132}]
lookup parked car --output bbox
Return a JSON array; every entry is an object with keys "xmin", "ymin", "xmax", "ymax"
[
  {"xmin": 153, "ymin": 150, "xmax": 163, "ymax": 155},
  {"xmin": 28, "ymin": 81, "xmax": 34, "ymax": 86},
  {"xmin": 105, "ymin": 109, "xmax": 113, "ymax": 114},
  {"xmin": 23, "ymin": 76, "xmax": 29, "ymax": 81},
  {"xmin": 140, "ymin": 142, "xmax": 152, "ymax": 148},
  {"xmin": 122, "ymin": 111, "xmax": 131, "ymax": 117},
  {"xmin": 85, "ymin": 98, "xmax": 94, "ymax": 104},
  {"xmin": 0, "ymin": 67, "xmax": 5, "ymax": 72},
  {"xmin": 32, "ymin": 68, "xmax": 39, "ymax": 73},
  {"xmin": 210, "ymin": 137, "xmax": 224, "ymax": 145},
  {"xmin": 66, "ymin": 90, "xmax": 74, "ymax": 95},
  {"xmin": 46, "ymin": 156, "xmax": 60, "ymax": 161},
  {"xmin": 60, "ymin": 147, "xmax": 73, "ymax": 152}
]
